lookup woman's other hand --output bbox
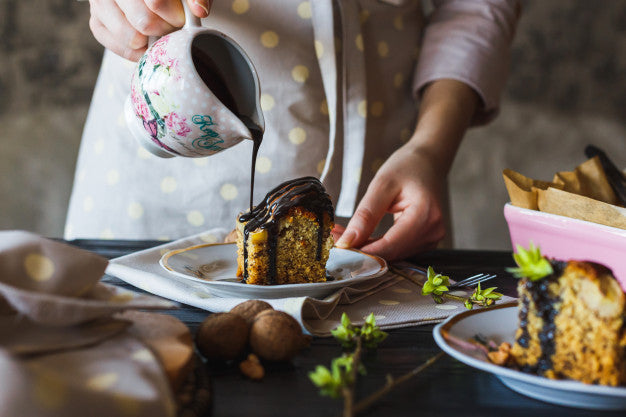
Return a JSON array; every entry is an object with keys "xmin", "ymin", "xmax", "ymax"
[
  {"xmin": 336, "ymin": 79, "xmax": 479, "ymax": 261},
  {"xmin": 88, "ymin": 0, "xmax": 212, "ymax": 61}
]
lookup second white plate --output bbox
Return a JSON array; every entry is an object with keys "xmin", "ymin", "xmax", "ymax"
[
  {"xmin": 160, "ymin": 243, "xmax": 388, "ymax": 299},
  {"xmin": 433, "ymin": 304, "xmax": 626, "ymax": 410}
]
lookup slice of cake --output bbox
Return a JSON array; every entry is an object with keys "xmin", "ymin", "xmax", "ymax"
[
  {"xmin": 508, "ymin": 246, "xmax": 626, "ymax": 386},
  {"xmin": 235, "ymin": 176, "xmax": 334, "ymax": 285}
]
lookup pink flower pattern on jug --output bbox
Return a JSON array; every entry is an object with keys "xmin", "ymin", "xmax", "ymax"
[
  {"xmin": 126, "ymin": 27, "xmax": 257, "ymax": 158},
  {"xmin": 149, "ymin": 36, "xmax": 181, "ymax": 79},
  {"xmin": 164, "ymin": 112, "xmax": 191, "ymax": 137},
  {"xmin": 130, "ymin": 83, "xmax": 151, "ymax": 120},
  {"xmin": 150, "ymin": 37, "xmax": 169, "ymax": 66}
]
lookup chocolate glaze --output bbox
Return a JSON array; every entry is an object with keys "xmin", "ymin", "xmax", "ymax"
[
  {"xmin": 192, "ymin": 44, "xmax": 263, "ymax": 210},
  {"xmin": 517, "ymin": 260, "xmax": 566, "ymax": 375},
  {"xmin": 239, "ymin": 177, "xmax": 334, "ymax": 284},
  {"xmin": 192, "ymin": 45, "xmax": 239, "ymax": 115}
]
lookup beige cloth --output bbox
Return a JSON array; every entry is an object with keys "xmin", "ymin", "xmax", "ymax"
[
  {"xmin": 0, "ymin": 231, "xmax": 177, "ymax": 417},
  {"xmin": 65, "ymin": 0, "xmax": 520, "ymax": 240},
  {"xmin": 107, "ymin": 228, "xmax": 515, "ymax": 336}
]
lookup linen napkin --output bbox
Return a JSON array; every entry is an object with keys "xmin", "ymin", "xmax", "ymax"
[
  {"xmin": 108, "ymin": 229, "xmax": 515, "ymax": 336},
  {"xmin": 0, "ymin": 231, "xmax": 178, "ymax": 417}
]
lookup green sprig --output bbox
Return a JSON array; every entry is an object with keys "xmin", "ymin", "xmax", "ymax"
[
  {"xmin": 421, "ymin": 266, "xmax": 450, "ymax": 304},
  {"xmin": 331, "ymin": 313, "xmax": 387, "ymax": 349},
  {"xmin": 311, "ymin": 313, "xmax": 386, "ymax": 400},
  {"xmin": 506, "ymin": 242, "xmax": 553, "ymax": 281},
  {"xmin": 464, "ymin": 282, "xmax": 503, "ymax": 310},
  {"xmin": 308, "ymin": 354, "xmax": 365, "ymax": 398}
]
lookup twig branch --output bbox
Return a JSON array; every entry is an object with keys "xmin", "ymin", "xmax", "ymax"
[
  {"xmin": 353, "ymin": 352, "xmax": 445, "ymax": 415},
  {"xmin": 342, "ymin": 336, "xmax": 362, "ymax": 417},
  {"xmin": 389, "ymin": 265, "xmax": 467, "ymax": 304}
]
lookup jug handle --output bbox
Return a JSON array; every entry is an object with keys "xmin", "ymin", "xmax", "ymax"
[
  {"xmin": 147, "ymin": 1, "xmax": 201, "ymax": 47},
  {"xmin": 183, "ymin": 1, "xmax": 203, "ymax": 29}
]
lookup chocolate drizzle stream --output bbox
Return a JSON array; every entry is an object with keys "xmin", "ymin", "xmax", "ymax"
[
  {"xmin": 517, "ymin": 260, "xmax": 566, "ymax": 375},
  {"xmin": 238, "ymin": 177, "xmax": 334, "ymax": 284},
  {"xmin": 192, "ymin": 44, "xmax": 263, "ymax": 210}
]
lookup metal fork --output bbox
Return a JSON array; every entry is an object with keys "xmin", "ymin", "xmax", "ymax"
[{"xmin": 392, "ymin": 264, "xmax": 497, "ymax": 290}]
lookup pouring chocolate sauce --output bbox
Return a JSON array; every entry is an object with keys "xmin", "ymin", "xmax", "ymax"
[{"xmin": 191, "ymin": 43, "xmax": 264, "ymax": 211}]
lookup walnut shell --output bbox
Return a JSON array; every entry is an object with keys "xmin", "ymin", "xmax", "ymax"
[
  {"xmin": 230, "ymin": 300, "xmax": 274, "ymax": 325},
  {"xmin": 249, "ymin": 310, "xmax": 309, "ymax": 362},
  {"xmin": 196, "ymin": 312, "xmax": 249, "ymax": 361}
]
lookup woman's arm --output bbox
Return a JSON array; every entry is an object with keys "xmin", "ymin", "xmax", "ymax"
[{"xmin": 335, "ymin": 79, "xmax": 478, "ymax": 260}]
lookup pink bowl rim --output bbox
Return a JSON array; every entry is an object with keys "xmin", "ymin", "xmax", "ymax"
[{"xmin": 504, "ymin": 203, "xmax": 626, "ymax": 237}]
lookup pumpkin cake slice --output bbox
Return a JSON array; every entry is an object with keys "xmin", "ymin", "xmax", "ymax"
[
  {"xmin": 235, "ymin": 176, "xmax": 334, "ymax": 285},
  {"xmin": 509, "ymin": 247, "xmax": 626, "ymax": 386}
]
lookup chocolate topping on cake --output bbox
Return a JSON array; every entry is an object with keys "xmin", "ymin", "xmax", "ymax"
[{"xmin": 239, "ymin": 176, "xmax": 334, "ymax": 284}]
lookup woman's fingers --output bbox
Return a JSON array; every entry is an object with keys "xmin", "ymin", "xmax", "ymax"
[
  {"xmin": 91, "ymin": 0, "xmax": 148, "ymax": 51},
  {"xmin": 144, "ymin": 0, "xmax": 186, "ymax": 26},
  {"xmin": 360, "ymin": 204, "xmax": 444, "ymax": 260},
  {"xmin": 186, "ymin": 0, "xmax": 211, "ymax": 18},
  {"xmin": 89, "ymin": 0, "xmax": 194, "ymax": 61},
  {"xmin": 89, "ymin": 13, "xmax": 147, "ymax": 61},
  {"xmin": 115, "ymin": 0, "xmax": 178, "ymax": 36},
  {"xmin": 335, "ymin": 178, "xmax": 395, "ymax": 250}
]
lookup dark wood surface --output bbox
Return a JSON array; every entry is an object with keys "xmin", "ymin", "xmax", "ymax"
[{"xmin": 68, "ymin": 239, "xmax": 624, "ymax": 417}]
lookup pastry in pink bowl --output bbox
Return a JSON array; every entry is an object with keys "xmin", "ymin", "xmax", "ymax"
[{"xmin": 504, "ymin": 203, "xmax": 626, "ymax": 292}]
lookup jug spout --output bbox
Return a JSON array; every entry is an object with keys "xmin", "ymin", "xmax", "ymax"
[
  {"xmin": 190, "ymin": 31, "xmax": 265, "ymax": 135},
  {"xmin": 125, "ymin": 25, "xmax": 264, "ymax": 158}
]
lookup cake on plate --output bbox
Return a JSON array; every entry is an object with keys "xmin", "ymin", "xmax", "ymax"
[
  {"xmin": 508, "ymin": 246, "xmax": 626, "ymax": 386},
  {"xmin": 235, "ymin": 177, "xmax": 334, "ymax": 285}
]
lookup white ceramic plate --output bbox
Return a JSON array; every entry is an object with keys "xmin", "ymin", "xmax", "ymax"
[
  {"xmin": 433, "ymin": 304, "xmax": 626, "ymax": 410},
  {"xmin": 159, "ymin": 243, "xmax": 387, "ymax": 299}
]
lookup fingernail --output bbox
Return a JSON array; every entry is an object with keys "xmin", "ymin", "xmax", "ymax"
[
  {"xmin": 194, "ymin": 0, "xmax": 210, "ymax": 17},
  {"xmin": 336, "ymin": 230, "xmax": 356, "ymax": 249}
]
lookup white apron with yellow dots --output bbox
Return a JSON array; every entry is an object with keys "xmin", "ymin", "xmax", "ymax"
[{"xmin": 65, "ymin": 0, "xmax": 518, "ymax": 240}]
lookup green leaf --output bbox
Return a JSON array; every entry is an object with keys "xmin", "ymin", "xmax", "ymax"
[
  {"xmin": 506, "ymin": 242, "xmax": 553, "ymax": 281},
  {"xmin": 309, "ymin": 365, "xmax": 332, "ymax": 386},
  {"xmin": 332, "ymin": 313, "xmax": 358, "ymax": 347},
  {"xmin": 341, "ymin": 312, "xmax": 352, "ymax": 328},
  {"xmin": 467, "ymin": 282, "xmax": 503, "ymax": 308},
  {"xmin": 309, "ymin": 364, "xmax": 344, "ymax": 398},
  {"xmin": 433, "ymin": 285, "xmax": 449, "ymax": 295},
  {"xmin": 422, "ymin": 267, "xmax": 450, "ymax": 297},
  {"xmin": 422, "ymin": 281, "xmax": 436, "ymax": 295}
]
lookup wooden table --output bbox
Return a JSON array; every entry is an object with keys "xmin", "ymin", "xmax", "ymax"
[{"xmin": 69, "ymin": 239, "xmax": 624, "ymax": 417}]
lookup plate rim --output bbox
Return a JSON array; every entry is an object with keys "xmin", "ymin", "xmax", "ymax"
[
  {"xmin": 433, "ymin": 304, "xmax": 626, "ymax": 398},
  {"xmin": 159, "ymin": 242, "xmax": 388, "ymax": 293}
]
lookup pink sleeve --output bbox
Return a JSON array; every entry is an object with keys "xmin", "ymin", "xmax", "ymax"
[{"xmin": 413, "ymin": 0, "xmax": 521, "ymax": 125}]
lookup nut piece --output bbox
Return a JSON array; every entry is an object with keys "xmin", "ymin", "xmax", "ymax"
[
  {"xmin": 239, "ymin": 353, "xmax": 265, "ymax": 380},
  {"xmin": 488, "ymin": 342, "xmax": 512, "ymax": 366},
  {"xmin": 196, "ymin": 312, "xmax": 249, "ymax": 361},
  {"xmin": 249, "ymin": 310, "xmax": 309, "ymax": 362},
  {"xmin": 230, "ymin": 300, "xmax": 274, "ymax": 325}
]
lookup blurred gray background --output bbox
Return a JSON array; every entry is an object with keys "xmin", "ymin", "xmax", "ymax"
[{"xmin": 0, "ymin": 0, "xmax": 624, "ymax": 249}]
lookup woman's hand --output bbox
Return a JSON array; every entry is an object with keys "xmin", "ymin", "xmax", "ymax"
[
  {"xmin": 335, "ymin": 144, "xmax": 447, "ymax": 260},
  {"xmin": 336, "ymin": 79, "xmax": 479, "ymax": 260},
  {"xmin": 88, "ymin": 0, "xmax": 212, "ymax": 61}
]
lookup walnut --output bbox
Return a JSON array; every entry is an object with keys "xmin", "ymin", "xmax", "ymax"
[
  {"xmin": 230, "ymin": 300, "xmax": 274, "ymax": 326},
  {"xmin": 196, "ymin": 313, "xmax": 249, "ymax": 361},
  {"xmin": 249, "ymin": 310, "xmax": 310, "ymax": 362}
]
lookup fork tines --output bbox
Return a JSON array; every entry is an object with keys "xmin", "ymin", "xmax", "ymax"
[{"xmin": 448, "ymin": 273, "xmax": 497, "ymax": 290}]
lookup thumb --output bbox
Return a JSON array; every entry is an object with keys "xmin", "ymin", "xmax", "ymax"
[
  {"xmin": 335, "ymin": 185, "xmax": 393, "ymax": 249},
  {"xmin": 187, "ymin": 0, "xmax": 212, "ymax": 18}
]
